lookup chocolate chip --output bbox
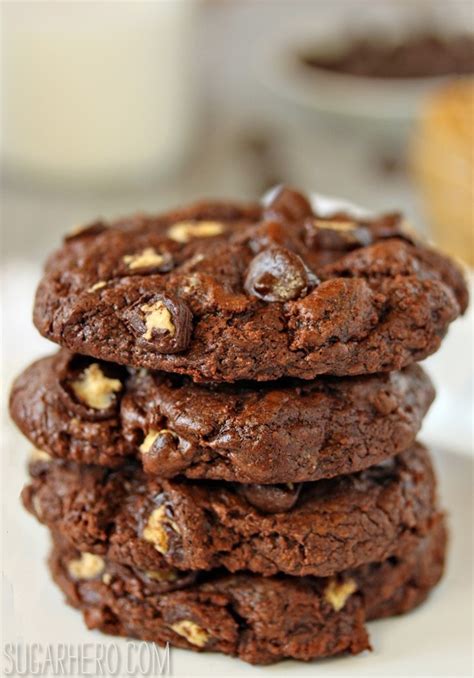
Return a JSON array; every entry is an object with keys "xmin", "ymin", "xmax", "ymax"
[
  {"xmin": 238, "ymin": 483, "xmax": 302, "ymax": 513},
  {"xmin": 125, "ymin": 294, "xmax": 192, "ymax": 353},
  {"xmin": 244, "ymin": 246, "xmax": 318, "ymax": 302},
  {"xmin": 246, "ymin": 220, "xmax": 301, "ymax": 255},
  {"xmin": 367, "ymin": 212, "xmax": 417, "ymax": 244},
  {"xmin": 137, "ymin": 567, "xmax": 197, "ymax": 593},
  {"xmin": 141, "ymin": 429, "xmax": 184, "ymax": 476},
  {"xmin": 304, "ymin": 219, "xmax": 372, "ymax": 251},
  {"xmin": 264, "ymin": 187, "xmax": 313, "ymax": 222}
]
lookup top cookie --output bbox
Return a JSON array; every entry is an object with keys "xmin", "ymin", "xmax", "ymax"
[{"xmin": 33, "ymin": 187, "xmax": 468, "ymax": 382}]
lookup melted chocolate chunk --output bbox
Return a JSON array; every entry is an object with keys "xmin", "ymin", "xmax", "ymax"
[
  {"xmin": 125, "ymin": 294, "xmax": 192, "ymax": 353},
  {"xmin": 244, "ymin": 246, "xmax": 319, "ymax": 301},
  {"xmin": 264, "ymin": 186, "xmax": 314, "ymax": 222},
  {"xmin": 238, "ymin": 483, "xmax": 302, "ymax": 513}
]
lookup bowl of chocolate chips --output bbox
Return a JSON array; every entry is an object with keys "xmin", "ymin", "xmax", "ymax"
[{"xmin": 264, "ymin": 17, "xmax": 474, "ymax": 120}]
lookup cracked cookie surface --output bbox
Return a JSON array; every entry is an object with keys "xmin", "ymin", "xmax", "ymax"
[
  {"xmin": 11, "ymin": 350, "xmax": 434, "ymax": 483},
  {"xmin": 23, "ymin": 443, "xmax": 437, "ymax": 577},
  {"xmin": 49, "ymin": 516, "xmax": 446, "ymax": 664},
  {"xmin": 33, "ymin": 187, "xmax": 468, "ymax": 382}
]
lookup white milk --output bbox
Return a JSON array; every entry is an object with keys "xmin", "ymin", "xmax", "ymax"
[{"xmin": 2, "ymin": 1, "xmax": 198, "ymax": 184}]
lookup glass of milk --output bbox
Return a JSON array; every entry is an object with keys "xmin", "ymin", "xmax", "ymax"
[{"xmin": 2, "ymin": 1, "xmax": 199, "ymax": 186}]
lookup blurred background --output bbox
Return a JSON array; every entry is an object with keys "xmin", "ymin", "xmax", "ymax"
[{"xmin": 1, "ymin": 0, "xmax": 473, "ymax": 266}]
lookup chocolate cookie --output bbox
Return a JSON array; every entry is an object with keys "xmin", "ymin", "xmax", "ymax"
[
  {"xmin": 23, "ymin": 444, "xmax": 437, "ymax": 577},
  {"xmin": 49, "ymin": 516, "xmax": 446, "ymax": 664},
  {"xmin": 33, "ymin": 187, "xmax": 468, "ymax": 382},
  {"xmin": 10, "ymin": 350, "xmax": 434, "ymax": 483}
]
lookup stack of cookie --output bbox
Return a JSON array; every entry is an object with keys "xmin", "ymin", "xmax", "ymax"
[{"xmin": 10, "ymin": 187, "xmax": 468, "ymax": 665}]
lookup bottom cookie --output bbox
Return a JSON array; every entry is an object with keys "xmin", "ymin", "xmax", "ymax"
[{"xmin": 49, "ymin": 516, "xmax": 446, "ymax": 665}]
